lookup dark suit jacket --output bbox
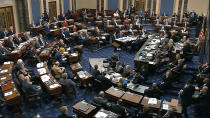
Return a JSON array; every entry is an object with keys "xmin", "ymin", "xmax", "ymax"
[
  {"xmin": 7, "ymin": 40, "xmax": 16, "ymax": 49},
  {"xmin": 110, "ymin": 104, "xmax": 126, "ymax": 117},
  {"xmin": 0, "ymin": 31, "xmax": 7, "ymax": 38},
  {"xmin": 13, "ymin": 38, "xmax": 21, "ymax": 45},
  {"xmin": 180, "ymin": 85, "xmax": 195, "ymax": 106},
  {"xmin": 92, "ymin": 97, "xmax": 108, "ymax": 108},
  {"xmin": 58, "ymin": 114, "xmax": 73, "ymax": 118},
  {"xmin": 132, "ymin": 73, "xmax": 145, "ymax": 84},
  {"xmin": 7, "ymin": 30, "xmax": 14, "ymax": 36},
  {"xmin": 92, "ymin": 69, "xmax": 100, "ymax": 79},
  {"xmin": 20, "ymin": 79, "xmax": 39, "ymax": 95}
]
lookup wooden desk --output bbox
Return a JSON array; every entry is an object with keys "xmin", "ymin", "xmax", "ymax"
[
  {"xmin": 121, "ymin": 92, "xmax": 143, "ymax": 106},
  {"xmin": 50, "ymin": 29, "xmax": 61, "ymax": 36},
  {"xmin": 69, "ymin": 53, "xmax": 79, "ymax": 63},
  {"xmin": 40, "ymin": 74, "xmax": 62, "ymax": 96},
  {"xmin": 107, "ymin": 25, "xmax": 115, "ymax": 32},
  {"xmin": 3, "ymin": 88, "xmax": 21, "ymax": 106},
  {"xmin": 94, "ymin": 109, "xmax": 119, "ymax": 118},
  {"xmin": 1, "ymin": 80, "xmax": 15, "ymax": 92},
  {"xmin": 72, "ymin": 101, "xmax": 96, "ymax": 117},
  {"xmin": 67, "ymin": 19, "xmax": 74, "ymax": 25},
  {"xmin": 39, "ymin": 47, "xmax": 53, "ymax": 61},
  {"xmin": 77, "ymin": 71, "xmax": 93, "ymax": 85},
  {"xmin": 70, "ymin": 63, "xmax": 83, "ymax": 74},
  {"xmin": 88, "ymin": 36, "xmax": 99, "ymax": 44},
  {"xmin": 161, "ymin": 100, "xmax": 182, "ymax": 116},
  {"xmin": 105, "ymin": 87, "xmax": 125, "ymax": 101},
  {"xmin": 86, "ymin": 17, "xmax": 94, "ymax": 22},
  {"xmin": 141, "ymin": 97, "xmax": 161, "ymax": 110},
  {"xmin": 73, "ymin": 45, "xmax": 83, "ymax": 53},
  {"xmin": 95, "ymin": 21, "xmax": 103, "ymax": 27}
]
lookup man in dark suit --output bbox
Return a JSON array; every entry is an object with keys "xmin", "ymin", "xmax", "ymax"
[
  {"xmin": 0, "ymin": 43, "xmax": 11, "ymax": 63},
  {"xmin": 92, "ymin": 91, "xmax": 108, "ymax": 108},
  {"xmin": 7, "ymin": 26, "xmax": 14, "ymax": 36},
  {"xmin": 38, "ymin": 34, "xmax": 47, "ymax": 47},
  {"xmin": 59, "ymin": 73, "xmax": 76, "ymax": 95},
  {"xmin": 159, "ymin": 70, "xmax": 173, "ymax": 90},
  {"xmin": 194, "ymin": 86, "xmax": 209, "ymax": 115},
  {"xmin": 145, "ymin": 83, "xmax": 162, "ymax": 98},
  {"xmin": 131, "ymin": 69, "xmax": 146, "ymax": 84},
  {"xmin": 13, "ymin": 33, "xmax": 22, "ymax": 45},
  {"xmin": 110, "ymin": 99, "xmax": 128, "ymax": 117},
  {"xmin": 117, "ymin": 31, "xmax": 124, "ymax": 38},
  {"xmin": 18, "ymin": 74, "xmax": 42, "ymax": 95},
  {"xmin": 180, "ymin": 80, "xmax": 195, "ymax": 118},
  {"xmin": 92, "ymin": 65, "xmax": 101, "ymax": 79},
  {"xmin": 6, "ymin": 36, "xmax": 16, "ymax": 50},
  {"xmin": 0, "ymin": 28, "xmax": 8, "ymax": 39},
  {"xmin": 44, "ymin": 23, "xmax": 51, "ymax": 37}
]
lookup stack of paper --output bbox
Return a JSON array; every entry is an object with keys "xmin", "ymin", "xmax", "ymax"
[
  {"xmin": 148, "ymin": 98, "xmax": 157, "ymax": 105},
  {"xmin": 71, "ymin": 53, "xmax": 78, "ymax": 56},
  {"xmin": 0, "ymin": 77, "xmax": 6, "ymax": 80},
  {"xmin": 4, "ymin": 62, "xmax": 11, "ymax": 64},
  {"xmin": 50, "ymin": 84, "xmax": 60, "ymax": 89},
  {"xmin": 95, "ymin": 111, "xmax": 108, "ymax": 118},
  {"xmin": 41, "ymin": 75, "xmax": 50, "ymax": 82},
  {"xmin": 162, "ymin": 104, "xmax": 169, "ymax": 110},
  {"xmin": 4, "ymin": 91, "xmax": 13, "ymax": 96},
  {"xmin": 0, "ymin": 69, "xmax": 8, "ymax": 73},
  {"xmin": 38, "ymin": 68, "xmax": 46, "ymax": 75},
  {"xmin": 37, "ymin": 62, "xmax": 44, "ymax": 68}
]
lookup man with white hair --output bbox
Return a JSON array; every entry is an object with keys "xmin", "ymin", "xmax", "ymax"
[{"xmin": 194, "ymin": 86, "xmax": 209, "ymax": 115}]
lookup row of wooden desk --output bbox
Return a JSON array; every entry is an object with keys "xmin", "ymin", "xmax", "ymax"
[
  {"xmin": 105, "ymin": 87, "xmax": 182, "ymax": 116},
  {"xmin": 36, "ymin": 62, "xmax": 62, "ymax": 98},
  {"xmin": 0, "ymin": 62, "xmax": 21, "ymax": 108}
]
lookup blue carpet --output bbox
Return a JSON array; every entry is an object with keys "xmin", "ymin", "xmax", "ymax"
[{"xmin": 0, "ymin": 22, "xmax": 208, "ymax": 118}]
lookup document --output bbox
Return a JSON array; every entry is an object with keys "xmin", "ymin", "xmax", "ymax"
[
  {"xmin": 162, "ymin": 104, "xmax": 169, "ymax": 110},
  {"xmin": 95, "ymin": 111, "xmax": 108, "ymax": 118},
  {"xmin": 4, "ymin": 91, "xmax": 13, "ymax": 96},
  {"xmin": 49, "ymin": 84, "xmax": 59, "ymax": 89},
  {"xmin": 41, "ymin": 75, "xmax": 50, "ymax": 82},
  {"xmin": 148, "ymin": 98, "xmax": 157, "ymax": 105},
  {"xmin": 37, "ymin": 62, "xmax": 44, "ymax": 68}
]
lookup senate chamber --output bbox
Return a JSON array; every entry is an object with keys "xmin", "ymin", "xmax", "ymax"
[{"xmin": 0, "ymin": 0, "xmax": 209, "ymax": 118}]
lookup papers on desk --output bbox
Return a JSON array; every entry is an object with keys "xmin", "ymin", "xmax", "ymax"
[
  {"xmin": 113, "ymin": 73, "xmax": 121, "ymax": 78},
  {"xmin": 37, "ymin": 68, "xmax": 47, "ymax": 75},
  {"xmin": 37, "ymin": 62, "xmax": 44, "ymax": 68},
  {"xmin": 41, "ymin": 75, "xmax": 50, "ymax": 82},
  {"xmin": 4, "ymin": 91, "xmax": 13, "ymax": 96},
  {"xmin": 95, "ymin": 111, "xmax": 108, "ymax": 118},
  {"xmin": 148, "ymin": 98, "xmax": 157, "ymax": 105},
  {"xmin": 77, "ymin": 71, "xmax": 86, "ymax": 78},
  {"xmin": 148, "ymin": 61, "xmax": 155, "ymax": 65},
  {"xmin": 0, "ymin": 69, "xmax": 8, "ymax": 73},
  {"xmin": 146, "ymin": 53, "xmax": 153, "ymax": 57},
  {"xmin": 71, "ymin": 53, "xmax": 78, "ymax": 56},
  {"xmin": 162, "ymin": 104, "xmax": 169, "ymax": 110},
  {"xmin": 0, "ymin": 77, "xmax": 6, "ymax": 80},
  {"xmin": 4, "ymin": 61, "xmax": 11, "ymax": 64},
  {"xmin": 49, "ymin": 83, "xmax": 60, "ymax": 89}
]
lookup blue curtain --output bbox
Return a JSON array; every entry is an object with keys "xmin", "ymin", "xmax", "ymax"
[
  {"xmin": 108, "ymin": 0, "xmax": 119, "ymax": 10},
  {"xmin": 31, "ymin": 0, "xmax": 41, "ymax": 24},
  {"xmin": 64, "ymin": 0, "xmax": 70, "ymax": 13},
  {"xmin": 160, "ymin": 0, "xmax": 174, "ymax": 16}
]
